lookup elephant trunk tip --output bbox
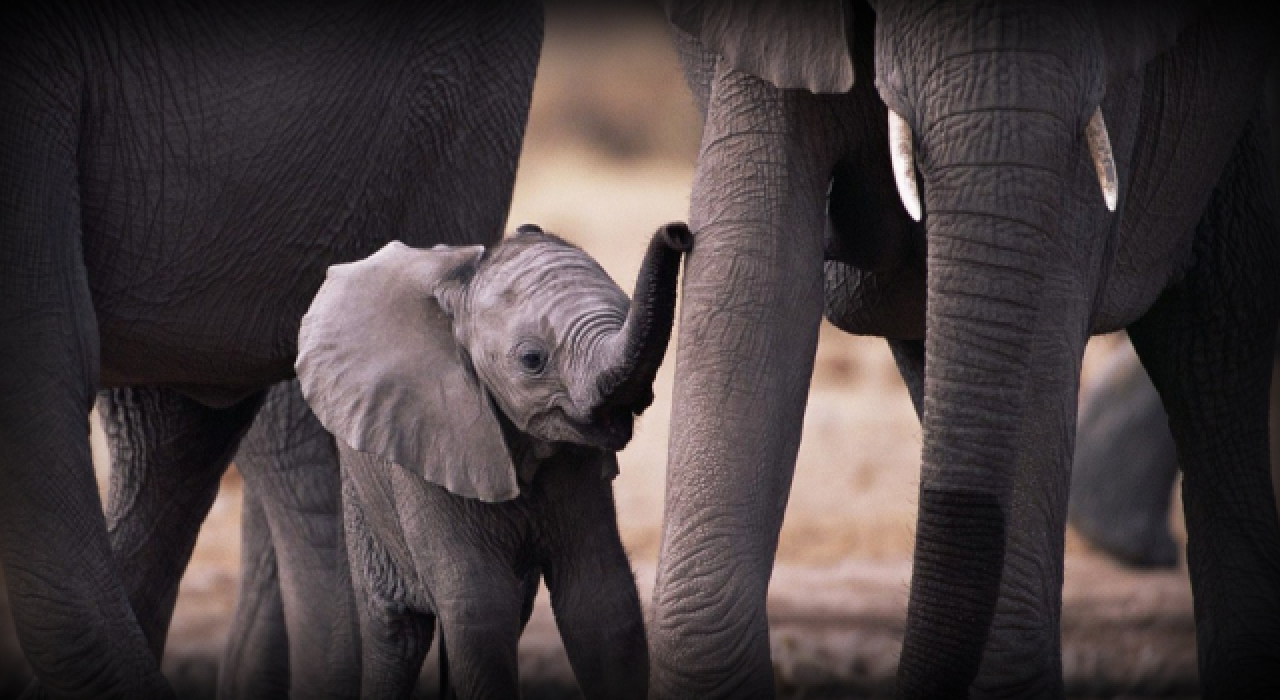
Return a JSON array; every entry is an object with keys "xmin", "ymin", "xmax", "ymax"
[
  {"xmin": 657, "ymin": 222, "xmax": 694, "ymax": 253},
  {"xmin": 593, "ymin": 222, "xmax": 690, "ymax": 415}
]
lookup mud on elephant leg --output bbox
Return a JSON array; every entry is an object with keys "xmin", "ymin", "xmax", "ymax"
[
  {"xmin": 99, "ymin": 386, "xmax": 264, "ymax": 660},
  {"xmin": 1068, "ymin": 337, "xmax": 1180, "ymax": 569},
  {"xmin": 1128, "ymin": 120, "xmax": 1280, "ymax": 697},
  {"xmin": 230, "ymin": 380, "xmax": 361, "ymax": 699}
]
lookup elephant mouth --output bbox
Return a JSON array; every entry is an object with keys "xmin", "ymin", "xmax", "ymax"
[
  {"xmin": 592, "ymin": 405, "xmax": 637, "ymax": 452},
  {"xmin": 526, "ymin": 404, "xmax": 637, "ymax": 452}
]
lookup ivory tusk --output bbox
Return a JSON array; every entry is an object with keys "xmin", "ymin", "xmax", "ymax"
[
  {"xmin": 888, "ymin": 109, "xmax": 922, "ymax": 222},
  {"xmin": 1085, "ymin": 107, "xmax": 1118, "ymax": 212}
]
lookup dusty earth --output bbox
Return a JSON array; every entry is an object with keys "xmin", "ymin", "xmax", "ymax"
[{"xmin": 1, "ymin": 7, "xmax": 1209, "ymax": 699}]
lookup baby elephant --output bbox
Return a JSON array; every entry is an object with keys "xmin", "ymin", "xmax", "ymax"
[{"xmin": 295, "ymin": 222, "xmax": 692, "ymax": 699}]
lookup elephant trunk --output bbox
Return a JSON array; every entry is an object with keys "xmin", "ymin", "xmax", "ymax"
[
  {"xmin": 595, "ymin": 222, "xmax": 693, "ymax": 413},
  {"xmin": 897, "ymin": 92, "xmax": 1084, "ymax": 697}
]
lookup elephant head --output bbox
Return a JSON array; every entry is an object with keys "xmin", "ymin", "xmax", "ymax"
[
  {"xmin": 651, "ymin": 1, "xmax": 1261, "ymax": 697},
  {"xmin": 295, "ymin": 223, "xmax": 690, "ymax": 501}
]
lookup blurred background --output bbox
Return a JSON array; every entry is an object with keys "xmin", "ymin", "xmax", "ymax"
[{"xmin": 1, "ymin": 4, "xmax": 1218, "ymax": 699}]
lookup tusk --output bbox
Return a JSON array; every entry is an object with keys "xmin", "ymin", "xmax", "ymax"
[
  {"xmin": 1085, "ymin": 108, "xmax": 1118, "ymax": 212},
  {"xmin": 888, "ymin": 109, "xmax": 922, "ymax": 221}
]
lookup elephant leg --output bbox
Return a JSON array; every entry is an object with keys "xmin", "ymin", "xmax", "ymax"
[
  {"xmin": 99, "ymin": 386, "xmax": 264, "ymax": 660},
  {"xmin": 1128, "ymin": 120, "xmax": 1280, "ymax": 698},
  {"xmin": 0, "ymin": 50, "xmax": 169, "ymax": 695},
  {"xmin": 436, "ymin": 568, "xmax": 539, "ymax": 700},
  {"xmin": 428, "ymin": 574, "xmax": 521, "ymax": 700},
  {"xmin": 232, "ymin": 380, "xmax": 361, "ymax": 699},
  {"xmin": 543, "ymin": 479, "xmax": 647, "ymax": 700},
  {"xmin": 1067, "ymin": 337, "xmax": 1179, "ymax": 568},
  {"xmin": 384, "ymin": 475, "xmax": 522, "ymax": 700},
  {"xmin": 216, "ymin": 485, "xmax": 290, "ymax": 700},
  {"xmin": 887, "ymin": 338, "xmax": 925, "ymax": 421},
  {"xmin": 343, "ymin": 491, "xmax": 432, "ymax": 700}
]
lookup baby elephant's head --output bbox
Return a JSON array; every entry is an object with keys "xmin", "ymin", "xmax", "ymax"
[{"xmin": 295, "ymin": 223, "xmax": 691, "ymax": 502}]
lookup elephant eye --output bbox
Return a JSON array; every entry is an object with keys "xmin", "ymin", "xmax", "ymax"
[{"xmin": 515, "ymin": 343, "xmax": 548, "ymax": 375}]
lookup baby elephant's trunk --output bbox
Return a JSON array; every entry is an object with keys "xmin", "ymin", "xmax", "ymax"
[{"xmin": 597, "ymin": 222, "xmax": 693, "ymax": 414}]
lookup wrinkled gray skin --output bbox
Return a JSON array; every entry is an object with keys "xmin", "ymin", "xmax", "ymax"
[
  {"xmin": 295, "ymin": 226, "xmax": 690, "ymax": 699},
  {"xmin": 101, "ymin": 378, "xmax": 361, "ymax": 699},
  {"xmin": 1069, "ymin": 63, "xmax": 1280, "ymax": 570},
  {"xmin": 653, "ymin": 1, "xmax": 1280, "ymax": 698},
  {"xmin": 0, "ymin": 1, "xmax": 541, "ymax": 697},
  {"xmin": 1068, "ymin": 333, "xmax": 1280, "ymax": 569}
]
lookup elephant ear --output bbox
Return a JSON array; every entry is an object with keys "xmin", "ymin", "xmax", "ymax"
[
  {"xmin": 665, "ymin": 0, "xmax": 855, "ymax": 93},
  {"xmin": 296, "ymin": 241, "xmax": 522, "ymax": 503},
  {"xmin": 1092, "ymin": 0, "xmax": 1205, "ymax": 86}
]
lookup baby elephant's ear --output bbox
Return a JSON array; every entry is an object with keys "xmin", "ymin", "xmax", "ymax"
[{"xmin": 296, "ymin": 241, "xmax": 521, "ymax": 502}]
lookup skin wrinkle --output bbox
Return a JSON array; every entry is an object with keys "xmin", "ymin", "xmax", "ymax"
[
  {"xmin": 302, "ymin": 227, "xmax": 679, "ymax": 694},
  {"xmin": 82, "ymin": 0, "xmax": 535, "ymax": 389},
  {"xmin": 345, "ymin": 439, "xmax": 645, "ymax": 698},
  {"xmin": 100, "ymin": 385, "xmax": 265, "ymax": 661},
  {"xmin": 844, "ymin": 4, "xmax": 1136, "ymax": 691},
  {"xmin": 1121, "ymin": 116, "xmax": 1280, "ymax": 688},
  {"xmin": 461, "ymin": 240, "xmax": 634, "ymax": 442},
  {"xmin": 3, "ymin": 1, "xmax": 543, "ymax": 695}
]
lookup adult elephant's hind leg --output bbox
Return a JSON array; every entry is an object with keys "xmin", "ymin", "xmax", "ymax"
[
  {"xmin": 216, "ymin": 485, "xmax": 290, "ymax": 700},
  {"xmin": 1067, "ymin": 337, "xmax": 1180, "ymax": 569},
  {"xmin": 232, "ymin": 380, "xmax": 361, "ymax": 699},
  {"xmin": 1128, "ymin": 117, "xmax": 1280, "ymax": 698},
  {"xmin": 100, "ymin": 386, "xmax": 264, "ymax": 661}
]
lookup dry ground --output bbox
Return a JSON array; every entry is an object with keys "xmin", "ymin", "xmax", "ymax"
[{"xmin": 2, "ymin": 7, "xmax": 1203, "ymax": 699}]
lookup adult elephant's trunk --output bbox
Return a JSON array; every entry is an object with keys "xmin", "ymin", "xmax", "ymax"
[
  {"xmin": 647, "ymin": 56, "xmax": 843, "ymax": 695},
  {"xmin": 596, "ymin": 223, "xmax": 693, "ymax": 413},
  {"xmin": 894, "ymin": 82, "xmax": 1096, "ymax": 696}
]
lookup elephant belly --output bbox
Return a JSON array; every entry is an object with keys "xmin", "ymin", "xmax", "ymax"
[
  {"xmin": 823, "ymin": 260, "xmax": 927, "ymax": 339},
  {"xmin": 75, "ymin": 0, "xmax": 530, "ymax": 399}
]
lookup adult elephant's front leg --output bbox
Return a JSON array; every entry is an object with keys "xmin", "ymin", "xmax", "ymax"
[
  {"xmin": 648, "ymin": 64, "xmax": 839, "ymax": 698},
  {"xmin": 230, "ymin": 381, "xmax": 360, "ymax": 700},
  {"xmin": 1, "ymin": 39, "xmax": 170, "ymax": 696}
]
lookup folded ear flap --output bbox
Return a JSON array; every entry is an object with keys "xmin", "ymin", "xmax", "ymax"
[
  {"xmin": 296, "ymin": 241, "xmax": 522, "ymax": 502},
  {"xmin": 665, "ymin": 0, "xmax": 855, "ymax": 94}
]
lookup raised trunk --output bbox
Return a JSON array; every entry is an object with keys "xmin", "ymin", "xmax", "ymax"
[
  {"xmin": 897, "ymin": 95, "xmax": 1089, "ymax": 696},
  {"xmin": 597, "ymin": 223, "xmax": 693, "ymax": 414}
]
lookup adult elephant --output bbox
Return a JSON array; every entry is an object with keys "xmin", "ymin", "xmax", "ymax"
[
  {"xmin": 1070, "ymin": 62, "xmax": 1280, "ymax": 569},
  {"xmin": 651, "ymin": 1, "xmax": 1280, "ymax": 698},
  {"xmin": 0, "ymin": 1, "xmax": 542, "ymax": 697}
]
